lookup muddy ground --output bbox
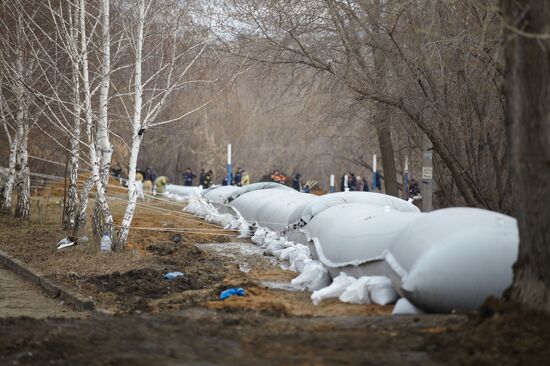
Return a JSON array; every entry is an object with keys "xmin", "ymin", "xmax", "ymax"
[{"xmin": 1, "ymin": 192, "xmax": 550, "ymax": 365}]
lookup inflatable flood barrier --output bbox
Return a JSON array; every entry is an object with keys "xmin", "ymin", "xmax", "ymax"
[
  {"xmin": 303, "ymin": 203, "xmax": 421, "ymax": 278},
  {"xmin": 226, "ymin": 182, "xmax": 294, "ymax": 203},
  {"xmin": 287, "ymin": 191, "xmax": 420, "ymax": 229},
  {"xmin": 384, "ymin": 207, "xmax": 519, "ymax": 313},
  {"xmin": 229, "ymin": 189, "xmax": 300, "ymax": 226},
  {"xmin": 255, "ymin": 193, "xmax": 316, "ymax": 231},
  {"xmin": 202, "ymin": 186, "xmax": 240, "ymax": 205},
  {"xmin": 165, "ymin": 184, "xmax": 196, "ymax": 196}
]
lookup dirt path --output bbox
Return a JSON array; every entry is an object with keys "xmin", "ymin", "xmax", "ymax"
[
  {"xmin": 0, "ymin": 308, "xmax": 465, "ymax": 365},
  {"xmin": 0, "ymin": 267, "xmax": 88, "ymax": 318}
]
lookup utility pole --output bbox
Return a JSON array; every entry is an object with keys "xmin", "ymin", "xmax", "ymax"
[
  {"xmin": 227, "ymin": 143, "xmax": 232, "ymax": 186},
  {"xmin": 404, "ymin": 156, "xmax": 409, "ymax": 199},
  {"xmin": 329, "ymin": 174, "xmax": 335, "ymax": 193},
  {"xmin": 372, "ymin": 154, "xmax": 377, "ymax": 191},
  {"xmin": 421, "ymin": 135, "xmax": 433, "ymax": 211}
]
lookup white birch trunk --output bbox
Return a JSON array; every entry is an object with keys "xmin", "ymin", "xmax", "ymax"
[
  {"xmin": 13, "ymin": 14, "xmax": 30, "ymax": 220},
  {"xmin": 77, "ymin": 0, "xmax": 112, "ymax": 240},
  {"xmin": 15, "ymin": 125, "xmax": 30, "ymax": 220},
  {"xmin": 92, "ymin": 0, "xmax": 114, "ymax": 240},
  {"xmin": 64, "ymin": 1, "xmax": 82, "ymax": 229},
  {"xmin": 115, "ymin": 0, "xmax": 146, "ymax": 249},
  {"xmin": 1, "ymin": 137, "xmax": 18, "ymax": 214}
]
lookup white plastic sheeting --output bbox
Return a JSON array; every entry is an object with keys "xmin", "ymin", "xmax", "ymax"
[
  {"xmin": 384, "ymin": 207, "xmax": 519, "ymax": 313},
  {"xmin": 288, "ymin": 191, "xmax": 420, "ymax": 228},
  {"xmin": 303, "ymin": 203, "xmax": 421, "ymax": 277},
  {"xmin": 165, "ymin": 184, "xmax": 197, "ymax": 197}
]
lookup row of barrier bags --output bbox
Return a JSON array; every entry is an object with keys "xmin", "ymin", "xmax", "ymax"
[{"xmin": 201, "ymin": 184, "xmax": 519, "ymax": 313}]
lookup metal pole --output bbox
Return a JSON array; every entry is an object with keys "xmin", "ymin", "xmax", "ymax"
[
  {"xmin": 421, "ymin": 135, "xmax": 433, "ymax": 211},
  {"xmin": 372, "ymin": 154, "xmax": 377, "ymax": 191},
  {"xmin": 227, "ymin": 144, "xmax": 232, "ymax": 186},
  {"xmin": 404, "ymin": 155, "xmax": 409, "ymax": 199}
]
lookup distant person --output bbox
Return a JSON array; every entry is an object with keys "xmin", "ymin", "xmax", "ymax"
[
  {"xmin": 292, "ymin": 173, "xmax": 301, "ymax": 191},
  {"xmin": 271, "ymin": 170, "xmax": 286, "ymax": 185},
  {"xmin": 199, "ymin": 169, "xmax": 205, "ymax": 187},
  {"xmin": 111, "ymin": 165, "xmax": 122, "ymax": 178},
  {"xmin": 154, "ymin": 176, "xmax": 168, "ymax": 195},
  {"xmin": 203, "ymin": 170, "xmax": 213, "ymax": 188},
  {"xmin": 222, "ymin": 173, "xmax": 233, "ymax": 186},
  {"xmin": 241, "ymin": 170, "xmax": 250, "ymax": 186},
  {"xmin": 374, "ymin": 172, "xmax": 382, "ymax": 192},
  {"xmin": 355, "ymin": 176, "xmax": 364, "ymax": 192},
  {"xmin": 348, "ymin": 172, "xmax": 357, "ymax": 191},
  {"xmin": 409, "ymin": 178, "xmax": 420, "ymax": 198},
  {"xmin": 234, "ymin": 168, "xmax": 242, "ymax": 187},
  {"xmin": 182, "ymin": 168, "xmax": 195, "ymax": 186},
  {"xmin": 144, "ymin": 167, "xmax": 156, "ymax": 183}
]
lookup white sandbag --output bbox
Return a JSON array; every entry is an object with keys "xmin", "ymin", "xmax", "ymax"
[
  {"xmin": 339, "ymin": 277, "xmax": 371, "ymax": 304},
  {"xmin": 229, "ymin": 189, "xmax": 295, "ymax": 225},
  {"xmin": 384, "ymin": 207, "xmax": 519, "ymax": 313},
  {"xmin": 303, "ymin": 204, "xmax": 421, "ymax": 270},
  {"xmin": 288, "ymin": 191, "xmax": 420, "ymax": 228},
  {"xmin": 365, "ymin": 276, "xmax": 398, "ymax": 305},
  {"xmin": 255, "ymin": 192, "xmax": 316, "ymax": 231},
  {"xmin": 264, "ymin": 237, "xmax": 287, "ymax": 256},
  {"xmin": 392, "ymin": 298, "xmax": 425, "ymax": 315},
  {"xmin": 275, "ymin": 244, "xmax": 311, "ymax": 272},
  {"xmin": 251, "ymin": 228, "xmax": 267, "ymax": 245},
  {"xmin": 291, "ymin": 260, "xmax": 331, "ymax": 291},
  {"xmin": 311, "ymin": 272, "xmax": 356, "ymax": 305},
  {"xmin": 203, "ymin": 186, "xmax": 240, "ymax": 204}
]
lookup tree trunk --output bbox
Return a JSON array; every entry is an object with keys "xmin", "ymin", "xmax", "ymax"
[
  {"xmin": 374, "ymin": 118, "xmax": 398, "ymax": 197},
  {"xmin": 502, "ymin": 0, "xmax": 550, "ymax": 312},
  {"xmin": 63, "ymin": 53, "xmax": 81, "ymax": 229},
  {"xmin": 73, "ymin": 176, "xmax": 93, "ymax": 237},
  {"xmin": 15, "ymin": 125, "xmax": 30, "ymax": 220},
  {"xmin": 115, "ymin": 0, "xmax": 146, "ymax": 250},
  {"xmin": 1, "ymin": 137, "xmax": 18, "ymax": 214}
]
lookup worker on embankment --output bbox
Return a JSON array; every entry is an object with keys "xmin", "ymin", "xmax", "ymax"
[
  {"xmin": 154, "ymin": 176, "xmax": 168, "ymax": 196},
  {"xmin": 241, "ymin": 170, "xmax": 250, "ymax": 186}
]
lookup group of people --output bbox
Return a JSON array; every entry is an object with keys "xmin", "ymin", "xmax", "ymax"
[
  {"xmin": 182, "ymin": 167, "xmax": 250, "ymax": 188},
  {"xmin": 341, "ymin": 172, "xmax": 374, "ymax": 192},
  {"xmin": 221, "ymin": 168, "xmax": 250, "ymax": 187},
  {"xmin": 133, "ymin": 166, "xmax": 169, "ymax": 198}
]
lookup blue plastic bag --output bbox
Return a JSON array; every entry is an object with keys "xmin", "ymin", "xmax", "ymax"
[
  {"xmin": 219, "ymin": 287, "xmax": 245, "ymax": 300},
  {"xmin": 164, "ymin": 271, "xmax": 184, "ymax": 280}
]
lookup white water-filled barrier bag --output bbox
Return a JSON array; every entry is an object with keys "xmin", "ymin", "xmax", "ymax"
[
  {"xmin": 255, "ymin": 192, "xmax": 316, "ymax": 231},
  {"xmin": 287, "ymin": 191, "xmax": 420, "ymax": 229},
  {"xmin": 202, "ymin": 186, "xmax": 240, "ymax": 204},
  {"xmin": 383, "ymin": 207, "xmax": 519, "ymax": 313},
  {"xmin": 165, "ymin": 184, "xmax": 196, "ymax": 197},
  {"xmin": 226, "ymin": 182, "xmax": 294, "ymax": 203},
  {"xmin": 303, "ymin": 203, "xmax": 421, "ymax": 277},
  {"xmin": 229, "ymin": 189, "xmax": 299, "ymax": 226}
]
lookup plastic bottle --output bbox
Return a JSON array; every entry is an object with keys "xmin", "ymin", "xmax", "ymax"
[{"xmin": 100, "ymin": 232, "xmax": 112, "ymax": 253}]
